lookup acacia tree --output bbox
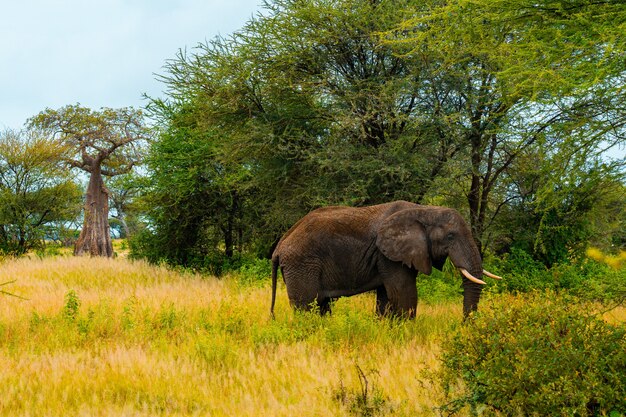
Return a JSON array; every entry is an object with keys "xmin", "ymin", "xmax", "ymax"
[
  {"xmin": 30, "ymin": 105, "xmax": 150, "ymax": 257},
  {"xmin": 150, "ymin": 0, "xmax": 435, "ymax": 244},
  {"xmin": 139, "ymin": 0, "xmax": 625, "ymax": 267},
  {"xmin": 386, "ymin": 0, "xmax": 626, "ymax": 251},
  {"xmin": 137, "ymin": 103, "xmax": 254, "ymax": 267}
]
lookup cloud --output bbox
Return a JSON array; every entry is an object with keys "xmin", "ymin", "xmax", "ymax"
[{"xmin": 0, "ymin": 0, "xmax": 260, "ymax": 129}]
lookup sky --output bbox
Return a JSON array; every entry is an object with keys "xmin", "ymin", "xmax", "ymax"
[{"xmin": 0, "ymin": 0, "xmax": 263, "ymax": 130}]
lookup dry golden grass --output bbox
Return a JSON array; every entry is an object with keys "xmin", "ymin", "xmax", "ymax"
[
  {"xmin": 603, "ymin": 305, "xmax": 626, "ymax": 324},
  {"xmin": 0, "ymin": 256, "xmax": 458, "ymax": 416},
  {"xmin": 2, "ymin": 256, "xmax": 622, "ymax": 416}
]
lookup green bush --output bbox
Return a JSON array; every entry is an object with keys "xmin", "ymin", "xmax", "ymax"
[
  {"xmin": 488, "ymin": 248, "xmax": 553, "ymax": 293},
  {"xmin": 487, "ymin": 248, "xmax": 626, "ymax": 302},
  {"xmin": 63, "ymin": 290, "xmax": 81, "ymax": 322},
  {"xmin": 233, "ymin": 257, "xmax": 272, "ymax": 287},
  {"xmin": 417, "ymin": 272, "xmax": 463, "ymax": 304},
  {"xmin": 438, "ymin": 291, "xmax": 626, "ymax": 416},
  {"xmin": 569, "ymin": 264, "xmax": 626, "ymax": 303}
]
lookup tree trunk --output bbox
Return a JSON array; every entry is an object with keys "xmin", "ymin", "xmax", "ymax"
[
  {"xmin": 467, "ymin": 133, "xmax": 484, "ymax": 255},
  {"xmin": 121, "ymin": 217, "xmax": 130, "ymax": 239},
  {"xmin": 116, "ymin": 215, "xmax": 130, "ymax": 239},
  {"xmin": 74, "ymin": 165, "xmax": 113, "ymax": 257},
  {"xmin": 223, "ymin": 191, "xmax": 240, "ymax": 259}
]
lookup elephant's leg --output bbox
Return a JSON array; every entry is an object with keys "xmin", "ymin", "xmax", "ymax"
[
  {"xmin": 375, "ymin": 286, "xmax": 390, "ymax": 316},
  {"xmin": 283, "ymin": 265, "xmax": 323, "ymax": 313},
  {"xmin": 292, "ymin": 298, "xmax": 330, "ymax": 315},
  {"xmin": 382, "ymin": 273, "xmax": 418, "ymax": 318},
  {"xmin": 318, "ymin": 297, "xmax": 332, "ymax": 316},
  {"xmin": 287, "ymin": 290, "xmax": 317, "ymax": 312}
]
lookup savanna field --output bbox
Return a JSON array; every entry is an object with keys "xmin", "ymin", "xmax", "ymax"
[
  {"xmin": 0, "ymin": 255, "xmax": 624, "ymax": 416},
  {"xmin": 0, "ymin": 255, "xmax": 458, "ymax": 416}
]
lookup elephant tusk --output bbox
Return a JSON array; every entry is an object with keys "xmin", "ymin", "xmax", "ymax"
[
  {"xmin": 460, "ymin": 268, "xmax": 487, "ymax": 285},
  {"xmin": 483, "ymin": 269, "xmax": 502, "ymax": 280}
]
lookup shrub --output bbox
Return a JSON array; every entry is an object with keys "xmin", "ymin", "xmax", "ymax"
[
  {"xmin": 233, "ymin": 257, "xmax": 272, "ymax": 287},
  {"xmin": 417, "ymin": 260, "xmax": 464, "ymax": 303},
  {"xmin": 488, "ymin": 248, "xmax": 553, "ymax": 293},
  {"xmin": 488, "ymin": 248, "xmax": 626, "ymax": 302},
  {"xmin": 63, "ymin": 290, "xmax": 81, "ymax": 321},
  {"xmin": 438, "ymin": 291, "xmax": 626, "ymax": 416}
]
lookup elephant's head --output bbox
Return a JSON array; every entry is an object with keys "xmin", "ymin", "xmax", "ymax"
[{"xmin": 376, "ymin": 206, "xmax": 501, "ymax": 317}]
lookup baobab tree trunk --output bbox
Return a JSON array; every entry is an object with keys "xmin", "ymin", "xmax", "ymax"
[{"xmin": 74, "ymin": 165, "xmax": 113, "ymax": 257}]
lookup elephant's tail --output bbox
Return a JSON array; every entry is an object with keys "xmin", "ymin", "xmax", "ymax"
[{"xmin": 270, "ymin": 254, "xmax": 279, "ymax": 319}]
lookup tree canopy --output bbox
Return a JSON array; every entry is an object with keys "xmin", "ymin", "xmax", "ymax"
[
  {"xmin": 135, "ymin": 0, "xmax": 624, "ymax": 268},
  {"xmin": 0, "ymin": 129, "xmax": 81, "ymax": 254}
]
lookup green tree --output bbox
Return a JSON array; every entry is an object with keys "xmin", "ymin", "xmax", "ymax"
[
  {"xmin": 385, "ymin": 0, "xmax": 626, "ymax": 251},
  {"xmin": 0, "ymin": 129, "xmax": 81, "ymax": 254},
  {"xmin": 492, "ymin": 147, "xmax": 625, "ymax": 265},
  {"xmin": 144, "ymin": 0, "xmax": 447, "ymax": 265},
  {"xmin": 140, "ymin": 0, "xmax": 625, "ymax": 267},
  {"xmin": 135, "ymin": 111, "xmax": 253, "ymax": 267},
  {"xmin": 29, "ymin": 105, "xmax": 150, "ymax": 257},
  {"xmin": 107, "ymin": 171, "xmax": 148, "ymax": 239}
]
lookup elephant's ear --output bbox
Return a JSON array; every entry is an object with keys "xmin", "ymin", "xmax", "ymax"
[{"xmin": 376, "ymin": 209, "xmax": 432, "ymax": 275}]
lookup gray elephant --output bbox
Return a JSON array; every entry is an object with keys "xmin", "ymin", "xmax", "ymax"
[{"xmin": 270, "ymin": 201, "xmax": 501, "ymax": 318}]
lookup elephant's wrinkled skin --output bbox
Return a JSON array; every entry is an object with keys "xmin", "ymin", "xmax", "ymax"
[{"xmin": 271, "ymin": 201, "xmax": 496, "ymax": 318}]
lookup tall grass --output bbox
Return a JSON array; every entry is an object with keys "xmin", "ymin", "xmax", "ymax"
[
  {"xmin": 4, "ymin": 256, "xmax": 622, "ymax": 416},
  {"xmin": 0, "ymin": 256, "xmax": 461, "ymax": 416}
]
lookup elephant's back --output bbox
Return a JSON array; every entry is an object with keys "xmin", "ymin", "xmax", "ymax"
[{"xmin": 273, "ymin": 201, "xmax": 418, "ymax": 258}]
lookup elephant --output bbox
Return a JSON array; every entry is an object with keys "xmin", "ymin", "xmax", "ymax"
[{"xmin": 270, "ymin": 200, "xmax": 501, "ymax": 318}]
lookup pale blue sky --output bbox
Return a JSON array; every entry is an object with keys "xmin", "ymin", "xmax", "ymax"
[{"xmin": 0, "ymin": 0, "xmax": 262, "ymax": 129}]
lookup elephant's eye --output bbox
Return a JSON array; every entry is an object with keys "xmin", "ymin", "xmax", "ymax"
[{"xmin": 446, "ymin": 232, "xmax": 455, "ymax": 241}]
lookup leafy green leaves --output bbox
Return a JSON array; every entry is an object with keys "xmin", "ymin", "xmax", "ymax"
[
  {"xmin": 0, "ymin": 129, "xmax": 81, "ymax": 254},
  {"xmin": 439, "ymin": 291, "xmax": 626, "ymax": 415},
  {"xmin": 137, "ymin": 0, "xmax": 625, "ymax": 268}
]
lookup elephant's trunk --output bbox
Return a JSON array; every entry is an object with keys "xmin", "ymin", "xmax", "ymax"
[
  {"xmin": 449, "ymin": 240, "xmax": 485, "ymax": 318},
  {"xmin": 460, "ymin": 267, "xmax": 502, "ymax": 317},
  {"xmin": 462, "ymin": 272, "xmax": 484, "ymax": 318}
]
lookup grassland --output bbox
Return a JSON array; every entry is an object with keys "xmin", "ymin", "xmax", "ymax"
[
  {"xmin": 0, "ymin": 256, "xmax": 471, "ymax": 416},
  {"xmin": 2, "ymin": 256, "xmax": 624, "ymax": 416}
]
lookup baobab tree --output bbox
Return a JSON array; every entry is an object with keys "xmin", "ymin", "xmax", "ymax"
[{"xmin": 29, "ymin": 105, "xmax": 150, "ymax": 257}]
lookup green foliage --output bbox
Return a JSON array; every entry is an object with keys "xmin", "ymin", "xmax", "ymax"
[
  {"xmin": 107, "ymin": 172, "xmax": 149, "ymax": 239},
  {"xmin": 530, "ymin": 161, "xmax": 624, "ymax": 266},
  {"xmin": 28, "ymin": 105, "xmax": 150, "ymax": 177},
  {"xmin": 488, "ymin": 248, "xmax": 626, "ymax": 301},
  {"xmin": 0, "ymin": 129, "xmax": 82, "ymax": 255},
  {"xmin": 439, "ymin": 291, "xmax": 626, "ymax": 416},
  {"xmin": 494, "ymin": 149, "xmax": 626, "ymax": 267},
  {"xmin": 232, "ymin": 257, "xmax": 272, "ymax": 287},
  {"xmin": 135, "ymin": 0, "xmax": 626, "ymax": 272},
  {"xmin": 488, "ymin": 248, "xmax": 552, "ymax": 293},
  {"xmin": 63, "ymin": 290, "xmax": 81, "ymax": 322},
  {"xmin": 417, "ymin": 261, "xmax": 465, "ymax": 303},
  {"xmin": 386, "ymin": 0, "xmax": 625, "ymax": 254},
  {"xmin": 131, "ymin": 119, "xmax": 252, "ymax": 267}
]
